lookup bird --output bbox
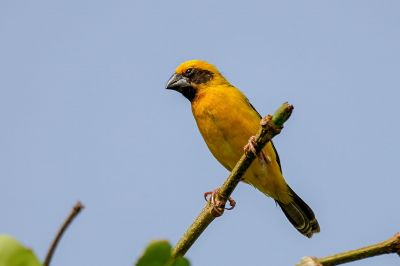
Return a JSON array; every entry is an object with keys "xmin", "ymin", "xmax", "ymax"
[{"xmin": 165, "ymin": 60, "xmax": 320, "ymax": 238}]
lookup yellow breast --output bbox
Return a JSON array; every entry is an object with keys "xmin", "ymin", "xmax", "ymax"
[{"xmin": 192, "ymin": 86, "xmax": 257, "ymax": 167}]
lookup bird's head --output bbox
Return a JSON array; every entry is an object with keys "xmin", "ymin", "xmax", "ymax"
[{"xmin": 165, "ymin": 60, "xmax": 228, "ymax": 101}]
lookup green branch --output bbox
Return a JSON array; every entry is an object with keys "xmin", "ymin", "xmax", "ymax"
[
  {"xmin": 297, "ymin": 232, "xmax": 400, "ymax": 266},
  {"xmin": 171, "ymin": 102, "xmax": 294, "ymax": 258}
]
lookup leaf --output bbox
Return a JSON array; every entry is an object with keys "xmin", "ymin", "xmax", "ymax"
[
  {"xmin": 136, "ymin": 240, "xmax": 172, "ymax": 266},
  {"xmin": 0, "ymin": 235, "xmax": 42, "ymax": 266},
  {"xmin": 170, "ymin": 257, "xmax": 190, "ymax": 266},
  {"xmin": 135, "ymin": 240, "xmax": 190, "ymax": 266}
]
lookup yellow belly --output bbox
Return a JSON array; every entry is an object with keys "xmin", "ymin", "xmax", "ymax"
[{"xmin": 191, "ymin": 87, "xmax": 291, "ymax": 203}]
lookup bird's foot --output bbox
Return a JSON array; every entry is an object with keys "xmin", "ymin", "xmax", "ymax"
[
  {"xmin": 260, "ymin": 115, "xmax": 272, "ymax": 127},
  {"xmin": 204, "ymin": 189, "xmax": 236, "ymax": 217},
  {"xmin": 244, "ymin": 136, "xmax": 257, "ymax": 154},
  {"xmin": 243, "ymin": 136, "xmax": 271, "ymax": 166}
]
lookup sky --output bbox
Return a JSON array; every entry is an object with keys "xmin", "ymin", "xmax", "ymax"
[{"xmin": 0, "ymin": 1, "xmax": 399, "ymax": 266}]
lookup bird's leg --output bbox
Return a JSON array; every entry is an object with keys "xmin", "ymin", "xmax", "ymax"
[
  {"xmin": 243, "ymin": 136, "xmax": 271, "ymax": 166},
  {"xmin": 204, "ymin": 188, "xmax": 236, "ymax": 217}
]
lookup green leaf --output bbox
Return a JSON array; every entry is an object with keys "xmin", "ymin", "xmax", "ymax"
[
  {"xmin": 170, "ymin": 257, "xmax": 190, "ymax": 266},
  {"xmin": 136, "ymin": 240, "xmax": 172, "ymax": 266},
  {"xmin": 135, "ymin": 240, "xmax": 190, "ymax": 266},
  {"xmin": 0, "ymin": 235, "xmax": 42, "ymax": 266}
]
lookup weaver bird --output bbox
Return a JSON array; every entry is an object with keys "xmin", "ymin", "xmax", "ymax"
[{"xmin": 166, "ymin": 60, "xmax": 320, "ymax": 237}]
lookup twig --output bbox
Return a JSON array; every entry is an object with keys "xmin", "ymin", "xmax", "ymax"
[
  {"xmin": 297, "ymin": 232, "xmax": 400, "ymax": 266},
  {"xmin": 171, "ymin": 102, "xmax": 294, "ymax": 258},
  {"xmin": 44, "ymin": 201, "xmax": 85, "ymax": 266}
]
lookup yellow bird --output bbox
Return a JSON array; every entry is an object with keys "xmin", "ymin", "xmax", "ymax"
[{"xmin": 166, "ymin": 60, "xmax": 320, "ymax": 237}]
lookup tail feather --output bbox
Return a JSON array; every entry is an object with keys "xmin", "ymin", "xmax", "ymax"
[{"xmin": 277, "ymin": 186, "xmax": 320, "ymax": 238}]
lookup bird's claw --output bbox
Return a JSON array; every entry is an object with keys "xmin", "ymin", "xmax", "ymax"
[
  {"xmin": 260, "ymin": 115, "xmax": 272, "ymax": 127},
  {"xmin": 204, "ymin": 189, "xmax": 236, "ymax": 217},
  {"xmin": 244, "ymin": 136, "xmax": 258, "ymax": 155},
  {"xmin": 243, "ymin": 136, "xmax": 271, "ymax": 166}
]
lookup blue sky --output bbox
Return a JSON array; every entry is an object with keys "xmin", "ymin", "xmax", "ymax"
[{"xmin": 1, "ymin": 1, "xmax": 399, "ymax": 265}]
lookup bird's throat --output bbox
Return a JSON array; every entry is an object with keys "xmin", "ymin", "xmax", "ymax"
[{"xmin": 181, "ymin": 86, "xmax": 196, "ymax": 102}]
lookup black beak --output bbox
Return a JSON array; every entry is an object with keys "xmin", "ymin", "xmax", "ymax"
[{"xmin": 165, "ymin": 73, "xmax": 191, "ymax": 91}]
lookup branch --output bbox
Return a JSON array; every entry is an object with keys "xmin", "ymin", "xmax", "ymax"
[
  {"xmin": 171, "ymin": 102, "xmax": 294, "ymax": 258},
  {"xmin": 297, "ymin": 232, "xmax": 400, "ymax": 266},
  {"xmin": 44, "ymin": 201, "xmax": 84, "ymax": 266}
]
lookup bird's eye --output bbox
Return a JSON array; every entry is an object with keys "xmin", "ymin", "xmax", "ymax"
[{"xmin": 184, "ymin": 68, "xmax": 194, "ymax": 76}]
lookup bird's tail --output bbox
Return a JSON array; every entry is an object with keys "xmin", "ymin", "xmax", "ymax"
[{"xmin": 277, "ymin": 186, "xmax": 320, "ymax": 238}]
